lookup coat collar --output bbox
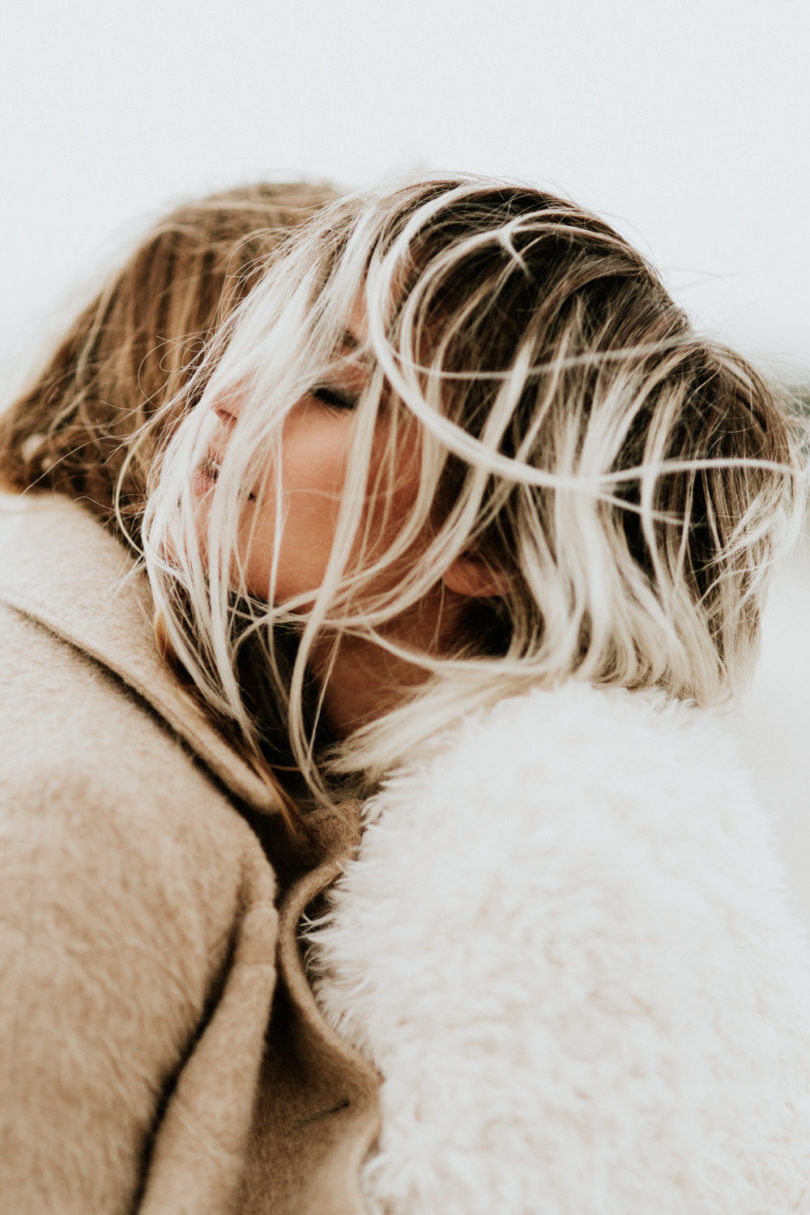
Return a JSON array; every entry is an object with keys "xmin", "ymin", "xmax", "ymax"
[{"xmin": 0, "ymin": 491, "xmax": 282, "ymax": 816}]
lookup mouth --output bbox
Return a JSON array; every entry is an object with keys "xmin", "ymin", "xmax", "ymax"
[
  {"xmin": 193, "ymin": 453, "xmax": 257, "ymax": 501},
  {"xmin": 200, "ymin": 453, "xmax": 220, "ymax": 481},
  {"xmin": 192, "ymin": 453, "xmax": 220, "ymax": 493}
]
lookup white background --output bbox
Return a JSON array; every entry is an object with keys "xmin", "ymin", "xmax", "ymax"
[{"xmin": 2, "ymin": 0, "xmax": 809, "ymax": 914}]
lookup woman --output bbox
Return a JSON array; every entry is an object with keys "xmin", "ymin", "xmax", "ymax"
[
  {"xmin": 0, "ymin": 182, "xmax": 383, "ymax": 1215},
  {"xmin": 141, "ymin": 177, "xmax": 810, "ymax": 1212}
]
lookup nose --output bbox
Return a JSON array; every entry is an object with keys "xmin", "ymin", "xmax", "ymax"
[
  {"xmin": 211, "ymin": 381, "xmax": 244, "ymax": 429},
  {"xmin": 214, "ymin": 399, "xmax": 239, "ymax": 428}
]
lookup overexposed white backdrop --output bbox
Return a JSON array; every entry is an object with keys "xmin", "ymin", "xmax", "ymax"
[
  {"xmin": 3, "ymin": 0, "xmax": 808, "ymax": 382},
  {"xmin": 2, "ymin": 0, "xmax": 809, "ymax": 912}
]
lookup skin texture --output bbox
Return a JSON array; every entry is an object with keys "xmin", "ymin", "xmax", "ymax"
[
  {"xmin": 192, "ymin": 305, "xmax": 507, "ymax": 737},
  {"xmin": 196, "ymin": 377, "xmax": 457, "ymax": 735},
  {"xmin": 204, "ymin": 384, "xmax": 379, "ymax": 606},
  {"xmin": 194, "ymin": 311, "xmax": 404, "ymax": 607}
]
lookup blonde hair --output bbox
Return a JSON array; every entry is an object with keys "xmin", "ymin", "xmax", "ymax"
[
  {"xmin": 142, "ymin": 176, "xmax": 805, "ymax": 803},
  {"xmin": 0, "ymin": 181, "xmax": 337, "ymax": 544}
]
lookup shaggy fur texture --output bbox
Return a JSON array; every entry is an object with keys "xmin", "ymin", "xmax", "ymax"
[{"xmin": 307, "ymin": 682, "xmax": 810, "ymax": 1213}]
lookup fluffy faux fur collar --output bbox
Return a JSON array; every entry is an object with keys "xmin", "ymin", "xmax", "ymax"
[{"xmin": 306, "ymin": 681, "xmax": 810, "ymax": 1213}]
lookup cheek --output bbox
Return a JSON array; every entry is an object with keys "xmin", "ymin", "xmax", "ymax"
[
  {"xmin": 234, "ymin": 410, "xmax": 423, "ymax": 602},
  {"xmin": 366, "ymin": 435, "xmax": 423, "ymax": 547},
  {"xmin": 239, "ymin": 441, "xmax": 350, "ymax": 599}
]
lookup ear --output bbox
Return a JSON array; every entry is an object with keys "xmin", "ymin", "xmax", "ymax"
[{"xmin": 442, "ymin": 553, "xmax": 509, "ymax": 599}]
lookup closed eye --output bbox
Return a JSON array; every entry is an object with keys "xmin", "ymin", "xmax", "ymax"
[{"xmin": 311, "ymin": 385, "xmax": 359, "ymax": 411}]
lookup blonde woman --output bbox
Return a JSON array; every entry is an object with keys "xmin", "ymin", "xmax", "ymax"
[
  {"xmin": 140, "ymin": 177, "xmax": 810, "ymax": 1213},
  {"xmin": 0, "ymin": 182, "xmax": 354, "ymax": 1215}
]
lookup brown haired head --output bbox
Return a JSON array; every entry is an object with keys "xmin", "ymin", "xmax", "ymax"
[{"xmin": 0, "ymin": 181, "xmax": 337, "ymax": 545}]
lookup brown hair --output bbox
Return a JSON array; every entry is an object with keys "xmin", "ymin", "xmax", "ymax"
[
  {"xmin": 0, "ymin": 181, "xmax": 336, "ymax": 545},
  {"xmin": 142, "ymin": 178, "xmax": 805, "ymax": 799}
]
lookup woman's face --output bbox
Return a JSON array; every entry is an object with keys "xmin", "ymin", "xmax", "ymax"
[{"xmin": 192, "ymin": 330, "xmax": 422, "ymax": 607}]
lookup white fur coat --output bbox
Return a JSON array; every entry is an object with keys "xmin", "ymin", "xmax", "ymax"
[{"xmin": 306, "ymin": 682, "xmax": 810, "ymax": 1213}]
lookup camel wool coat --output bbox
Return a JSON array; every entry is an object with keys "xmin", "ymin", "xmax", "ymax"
[{"xmin": 0, "ymin": 491, "xmax": 380, "ymax": 1215}]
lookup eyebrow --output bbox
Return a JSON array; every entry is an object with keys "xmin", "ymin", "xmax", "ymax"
[{"xmin": 337, "ymin": 327, "xmax": 373, "ymax": 370}]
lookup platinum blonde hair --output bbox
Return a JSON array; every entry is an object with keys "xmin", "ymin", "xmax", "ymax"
[{"xmin": 142, "ymin": 176, "xmax": 805, "ymax": 805}]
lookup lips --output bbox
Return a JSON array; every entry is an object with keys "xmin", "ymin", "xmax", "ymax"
[
  {"xmin": 200, "ymin": 454, "xmax": 220, "ymax": 482},
  {"xmin": 191, "ymin": 453, "xmax": 220, "ymax": 496},
  {"xmin": 193, "ymin": 452, "xmax": 257, "ymax": 502}
]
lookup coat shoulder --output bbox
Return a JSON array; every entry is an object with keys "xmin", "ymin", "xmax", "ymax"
[
  {"xmin": 0, "ymin": 596, "xmax": 273, "ymax": 904},
  {"xmin": 0, "ymin": 600, "xmax": 278, "ymax": 1213}
]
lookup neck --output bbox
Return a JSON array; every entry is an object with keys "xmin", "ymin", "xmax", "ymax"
[
  {"xmin": 309, "ymin": 633, "xmax": 429, "ymax": 736},
  {"xmin": 309, "ymin": 589, "xmax": 466, "ymax": 738}
]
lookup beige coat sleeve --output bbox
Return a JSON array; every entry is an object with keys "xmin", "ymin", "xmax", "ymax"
[{"xmin": 0, "ymin": 745, "xmax": 278, "ymax": 1215}]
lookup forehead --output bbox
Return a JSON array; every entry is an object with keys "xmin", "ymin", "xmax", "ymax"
[
  {"xmin": 344, "ymin": 296, "xmax": 367, "ymax": 350},
  {"xmin": 330, "ymin": 300, "xmax": 371, "ymax": 383}
]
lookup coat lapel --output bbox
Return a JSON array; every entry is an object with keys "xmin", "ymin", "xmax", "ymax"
[
  {"xmin": 240, "ymin": 804, "xmax": 382, "ymax": 1215},
  {"xmin": 0, "ymin": 492, "xmax": 277, "ymax": 814},
  {"xmin": 0, "ymin": 491, "xmax": 381, "ymax": 1211}
]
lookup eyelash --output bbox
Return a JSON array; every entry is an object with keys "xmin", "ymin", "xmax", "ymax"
[{"xmin": 311, "ymin": 385, "xmax": 357, "ymax": 411}]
